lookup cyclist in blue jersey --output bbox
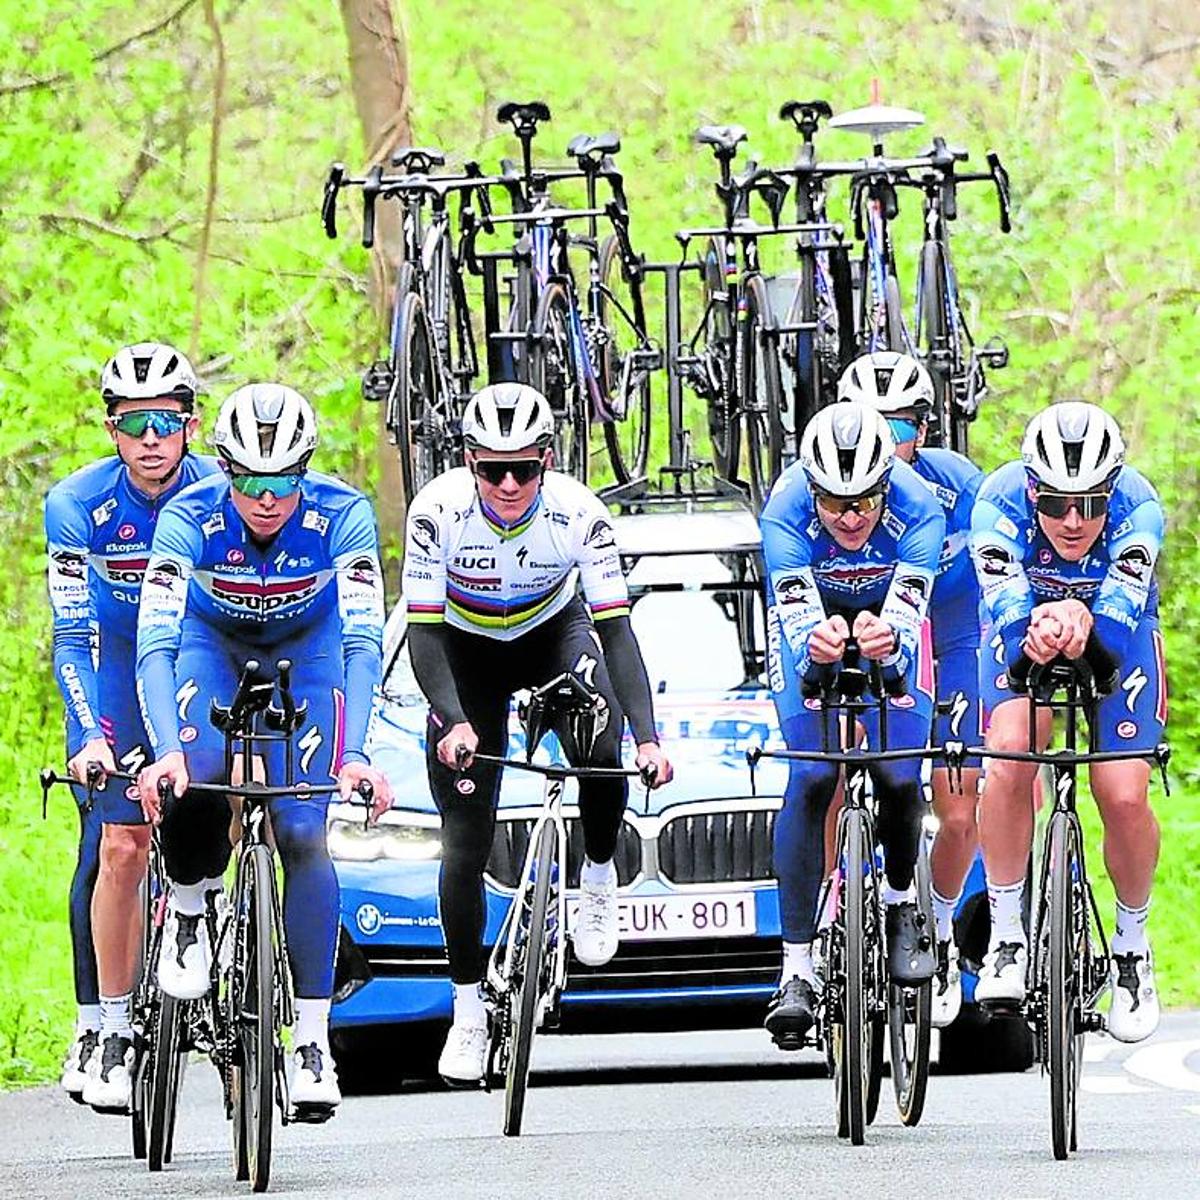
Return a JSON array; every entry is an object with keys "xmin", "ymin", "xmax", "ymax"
[
  {"xmin": 402, "ymin": 383, "xmax": 672, "ymax": 1086},
  {"xmin": 971, "ymin": 402, "xmax": 1164, "ymax": 1042},
  {"xmin": 760, "ymin": 402, "xmax": 945, "ymax": 1046},
  {"xmin": 840, "ymin": 352, "xmax": 984, "ymax": 1028},
  {"xmin": 135, "ymin": 383, "xmax": 393, "ymax": 1113},
  {"xmin": 45, "ymin": 342, "xmax": 219, "ymax": 1111}
]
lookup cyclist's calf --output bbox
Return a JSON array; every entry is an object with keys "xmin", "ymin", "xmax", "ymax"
[{"xmin": 159, "ymin": 789, "xmax": 234, "ymax": 885}]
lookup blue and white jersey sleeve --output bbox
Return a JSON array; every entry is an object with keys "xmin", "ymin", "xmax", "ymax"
[
  {"xmin": 135, "ymin": 503, "xmax": 202, "ymax": 757},
  {"xmin": 971, "ymin": 463, "xmax": 1034, "ymax": 666},
  {"xmin": 1093, "ymin": 493, "xmax": 1163, "ymax": 662},
  {"xmin": 331, "ymin": 496, "xmax": 386, "ymax": 764},
  {"xmin": 45, "ymin": 486, "xmax": 101, "ymax": 755},
  {"xmin": 878, "ymin": 504, "xmax": 944, "ymax": 678}
]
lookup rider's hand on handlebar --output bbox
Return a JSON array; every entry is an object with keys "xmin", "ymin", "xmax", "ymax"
[
  {"xmin": 808, "ymin": 614, "xmax": 850, "ymax": 664},
  {"xmin": 635, "ymin": 741, "xmax": 673, "ymax": 789},
  {"xmin": 852, "ymin": 611, "xmax": 896, "ymax": 661},
  {"xmin": 68, "ymin": 738, "xmax": 115, "ymax": 789},
  {"xmin": 337, "ymin": 761, "xmax": 393, "ymax": 824},
  {"xmin": 138, "ymin": 751, "xmax": 189, "ymax": 824},
  {"xmin": 1035, "ymin": 599, "xmax": 1093, "ymax": 660},
  {"xmin": 438, "ymin": 722, "xmax": 479, "ymax": 770}
]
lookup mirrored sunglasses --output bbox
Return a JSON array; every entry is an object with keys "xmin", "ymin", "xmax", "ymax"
[
  {"xmin": 813, "ymin": 488, "xmax": 886, "ymax": 516},
  {"xmin": 228, "ymin": 471, "xmax": 305, "ymax": 499},
  {"xmin": 886, "ymin": 417, "xmax": 920, "ymax": 444},
  {"xmin": 110, "ymin": 410, "xmax": 188, "ymax": 438},
  {"xmin": 1035, "ymin": 490, "xmax": 1109, "ymax": 520}
]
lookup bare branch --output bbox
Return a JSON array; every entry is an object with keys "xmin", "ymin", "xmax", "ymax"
[
  {"xmin": 0, "ymin": 0, "xmax": 199, "ymax": 96},
  {"xmin": 36, "ymin": 210, "xmax": 188, "ymax": 245},
  {"xmin": 1141, "ymin": 36, "xmax": 1200, "ymax": 67},
  {"xmin": 190, "ymin": 0, "xmax": 227, "ymax": 359}
]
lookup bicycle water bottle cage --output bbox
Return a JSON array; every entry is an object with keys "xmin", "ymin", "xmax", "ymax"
[
  {"xmin": 566, "ymin": 132, "xmax": 621, "ymax": 164},
  {"xmin": 497, "ymin": 100, "xmax": 551, "ymax": 135},
  {"xmin": 390, "ymin": 146, "xmax": 446, "ymax": 173},
  {"xmin": 518, "ymin": 672, "xmax": 609, "ymax": 765},
  {"xmin": 695, "ymin": 125, "xmax": 748, "ymax": 159}
]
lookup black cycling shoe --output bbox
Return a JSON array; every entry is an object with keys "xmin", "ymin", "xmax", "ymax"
[
  {"xmin": 885, "ymin": 902, "xmax": 936, "ymax": 985},
  {"xmin": 764, "ymin": 976, "xmax": 817, "ymax": 1050}
]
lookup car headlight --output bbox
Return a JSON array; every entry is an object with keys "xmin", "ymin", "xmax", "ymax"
[{"xmin": 326, "ymin": 818, "xmax": 442, "ymax": 862}]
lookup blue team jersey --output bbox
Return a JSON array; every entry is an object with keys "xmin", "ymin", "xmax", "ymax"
[
  {"xmin": 136, "ymin": 471, "xmax": 385, "ymax": 762},
  {"xmin": 971, "ymin": 460, "xmax": 1163, "ymax": 666},
  {"xmin": 910, "ymin": 447, "xmax": 983, "ymax": 613},
  {"xmin": 761, "ymin": 457, "xmax": 946, "ymax": 682},
  {"xmin": 45, "ymin": 453, "xmax": 220, "ymax": 753}
]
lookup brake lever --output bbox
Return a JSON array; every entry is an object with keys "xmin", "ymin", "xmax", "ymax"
[
  {"xmin": 1155, "ymin": 742, "xmax": 1171, "ymax": 797},
  {"xmin": 943, "ymin": 740, "xmax": 964, "ymax": 795},
  {"xmin": 745, "ymin": 746, "xmax": 761, "ymax": 797},
  {"xmin": 355, "ymin": 778, "xmax": 375, "ymax": 831}
]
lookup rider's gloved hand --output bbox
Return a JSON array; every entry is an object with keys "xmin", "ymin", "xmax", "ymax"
[
  {"xmin": 635, "ymin": 741, "xmax": 673, "ymax": 789},
  {"xmin": 68, "ymin": 737, "xmax": 116, "ymax": 788},
  {"xmin": 437, "ymin": 721, "xmax": 479, "ymax": 770},
  {"xmin": 138, "ymin": 751, "xmax": 189, "ymax": 824},
  {"xmin": 808, "ymin": 614, "xmax": 850, "ymax": 664},
  {"xmin": 337, "ymin": 760, "xmax": 394, "ymax": 825}
]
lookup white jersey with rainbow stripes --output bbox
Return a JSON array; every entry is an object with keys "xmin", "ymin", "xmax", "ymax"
[{"xmin": 401, "ymin": 467, "xmax": 629, "ymax": 641}]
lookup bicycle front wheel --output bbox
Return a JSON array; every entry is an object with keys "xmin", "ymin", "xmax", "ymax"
[
  {"xmin": 916, "ymin": 240, "xmax": 952, "ymax": 450},
  {"xmin": 529, "ymin": 282, "xmax": 588, "ymax": 484},
  {"xmin": 392, "ymin": 291, "xmax": 451, "ymax": 504},
  {"xmin": 504, "ymin": 819, "xmax": 556, "ymax": 1137},
  {"xmin": 232, "ymin": 844, "xmax": 277, "ymax": 1192},
  {"xmin": 888, "ymin": 840, "xmax": 933, "ymax": 1126},
  {"xmin": 596, "ymin": 234, "xmax": 651, "ymax": 484},
  {"xmin": 1048, "ymin": 814, "xmax": 1084, "ymax": 1160},
  {"xmin": 147, "ymin": 993, "xmax": 187, "ymax": 1171},
  {"xmin": 741, "ymin": 274, "xmax": 785, "ymax": 511},
  {"xmin": 701, "ymin": 239, "xmax": 739, "ymax": 481}
]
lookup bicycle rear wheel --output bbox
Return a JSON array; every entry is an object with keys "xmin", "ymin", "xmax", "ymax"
[
  {"xmin": 504, "ymin": 820, "xmax": 556, "ymax": 1137},
  {"xmin": 596, "ymin": 234, "xmax": 651, "ymax": 484},
  {"xmin": 701, "ymin": 239, "xmax": 739, "ymax": 481},
  {"xmin": 741, "ymin": 274, "xmax": 784, "ymax": 511},
  {"xmin": 148, "ymin": 993, "xmax": 187, "ymax": 1171},
  {"xmin": 832, "ymin": 807, "xmax": 872, "ymax": 1145},
  {"xmin": 392, "ymin": 291, "xmax": 452, "ymax": 504},
  {"xmin": 1048, "ymin": 814, "xmax": 1084, "ymax": 1160},
  {"xmin": 884, "ymin": 274, "xmax": 906, "ymax": 353},
  {"xmin": 888, "ymin": 840, "xmax": 933, "ymax": 1126},
  {"xmin": 529, "ymin": 282, "xmax": 588, "ymax": 484},
  {"xmin": 232, "ymin": 845, "xmax": 277, "ymax": 1192},
  {"xmin": 917, "ymin": 240, "xmax": 953, "ymax": 450}
]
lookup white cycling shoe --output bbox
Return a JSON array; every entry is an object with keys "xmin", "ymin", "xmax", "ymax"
[
  {"xmin": 1108, "ymin": 950, "xmax": 1160, "ymax": 1043},
  {"xmin": 975, "ymin": 940, "xmax": 1028, "ymax": 1005},
  {"xmin": 158, "ymin": 904, "xmax": 212, "ymax": 1001},
  {"xmin": 573, "ymin": 868, "xmax": 619, "ymax": 967},
  {"xmin": 82, "ymin": 1032, "xmax": 134, "ymax": 1113},
  {"xmin": 60, "ymin": 1028, "xmax": 99, "ymax": 1099},
  {"xmin": 932, "ymin": 938, "xmax": 963, "ymax": 1029},
  {"xmin": 438, "ymin": 1018, "xmax": 489, "ymax": 1087},
  {"xmin": 290, "ymin": 1043, "xmax": 341, "ymax": 1111}
]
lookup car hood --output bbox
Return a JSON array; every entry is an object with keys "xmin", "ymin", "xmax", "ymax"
[{"xmin": 367, "ymin": 687, "xmax": 788, "ymax": 817}]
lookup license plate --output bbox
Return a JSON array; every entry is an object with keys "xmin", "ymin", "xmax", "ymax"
[{"xmin": 567, "ymin": 891, "xmax": 756, "ymax": 941}]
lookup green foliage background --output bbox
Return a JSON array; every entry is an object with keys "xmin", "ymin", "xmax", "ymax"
[{"xmin": 1, "ymin": 0, "xmax": 1196, "ymax": 1084}]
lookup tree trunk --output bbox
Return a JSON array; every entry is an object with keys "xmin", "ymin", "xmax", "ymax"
[{"xmin": 338, "ymin": 0, "xmax": 412, "ymax": 590}]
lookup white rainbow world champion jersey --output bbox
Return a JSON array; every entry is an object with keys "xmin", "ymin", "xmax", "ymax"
[{"xmin": 402, "ymin": 468, "xmax": 630, "ymax": 640}]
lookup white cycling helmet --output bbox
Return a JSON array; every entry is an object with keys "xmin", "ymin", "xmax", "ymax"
[
  {"xmin": 461, "ymin": 383, "xmax": 554, "ymax": 452},
  {"xmin": 837, "ymin": 351, "xmax": 934, "ymax": 416},
  {"xmin": 212, "ymin": 383, "xmax": 317, "ymax": 473},
  {"xmin": 1022, "ymin": 402, "xmax": 1124, "ymax": 492},
  {"xmin": 799, "ymin": 402, "xmax": 895, "ymax": 497},
  {"xmin": 101, "ymin": 342, "xmax": 198, "ymax": 411}
]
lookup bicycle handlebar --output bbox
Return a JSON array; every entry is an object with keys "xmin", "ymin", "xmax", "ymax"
[{"xmin": 466, "ymin": 750, "xmax": 657, "ymax": 789}]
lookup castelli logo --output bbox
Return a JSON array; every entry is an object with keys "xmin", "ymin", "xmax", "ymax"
[
  {"xmin": 889, "ymin": 694, "xmax": 916, "ymax": 709},
  {"xmin": 118, "ymin": 523, "xmax": 137, "ymax": 540},
  {"xmin": 179, "ymin": 725, "xmax": 198, "ymax": 743},
  {"xmin": 227, "ymin": 548, "xmax": 245, "ymax": 564},
  {"xmin": 1116, "ymin": 720, "xmax": 1137, "ymax": 739},
  {"xmin": 455, "ymin": 778, "xmax": 476, "ymax": 795}
]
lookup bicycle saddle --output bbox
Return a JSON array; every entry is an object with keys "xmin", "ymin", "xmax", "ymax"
[
  {"xmin": 567, "ymin": 132, "xmax": 621, "ymax": 160},
  {"xmin": 390, "ymin": 146, "xmax": 446, "ymax": 172},
  {"xmin": 497, "ymin": 100, "xmax": 552, "ymax": 128},
  {"xmin": 779, "ymin": 99, "xmax": 833, "ymax": 126},
  {"xmin": 695, "ymin": 124, "xmax": 748, "ymax": 155},
  {"xmin": 519, "ymin": 672, "xmax": 610, "ymax": 765}
]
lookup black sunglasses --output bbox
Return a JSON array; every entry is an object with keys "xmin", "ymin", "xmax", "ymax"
[
  {"xmin": 812, "ymin": 487, "xmax": 885, "ymax": 516},
  {"xmin": 472, "ymin": 458, "xmax": 544, "ymax": 486},
  {"xmin": 1035, "ymin": 490, "xmax": 1109, "ymax": 520}
]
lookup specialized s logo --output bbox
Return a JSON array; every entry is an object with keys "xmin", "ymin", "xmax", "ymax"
[
  {"xmin": 119, "ymin": 745, "xmax": 148, "ymax": 776},
  {"xmin": 175, "ymin": 677, "xmax": 199, "ymax": 722},
  {"xmin": 298, "ymin": 725, "xmax": 322, "ymax": 774},
  {"xmin": 947, "ymin": 691, "xmax": 970, "ymax": 737},
  {"xmin": 583, "ymin": 518, "xmax": 616, "ymax": 551},
  {"xmin": 410, "ymin": 515, "xmax": 440, "ymax": 557},
  {"xmin": 516, "ymin": 546, "xmax": 530, "ymax": 569},
  {"xmin": 1121, "ymin": 667, "xmax": 1147, "ymax": 714}
]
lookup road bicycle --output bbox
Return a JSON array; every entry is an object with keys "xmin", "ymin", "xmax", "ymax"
[
  {"xmin": 462, "ymin": 671, "xmax": 653, "ymax": 1136},
  {"xmin": 323, "ymin": 151, "xmax": 496, "ymax": 502},
  {"xmin": 957, "ymin": 654, "xmax": 1170, "ymax": 1160},
  {"xmin": 747, "ymin": 641, "xmax": 936, "ymax": 1144}
]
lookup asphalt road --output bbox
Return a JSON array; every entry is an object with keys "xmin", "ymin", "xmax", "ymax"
[{"xmin": 6, "ymin": 1013, "xmax": 1200, "ymax": 1200}]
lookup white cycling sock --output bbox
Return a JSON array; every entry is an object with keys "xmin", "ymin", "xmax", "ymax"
[
  {"xmin": 781, "ymin": 941, "xmax": 814, "ymax": 984},
  {"xmin": 293, "ymin": 998, "xmax": 330, "ymax": 1050},
  {"xmin": 987, "ymin": 878, "xmax": 1026, "ymax": 948},
  {"xmin": 99, "ymin": 993, "xmax": 133, "ymax": 1039},
  {"xmin": 77, "ymin": 1004, "xmax": 101, "ymax": 1033},
  {"xmin": 581, "ymin": 857, "xmax": 616, "ymax": 888},
  {"xmin": 1111, "ymin": 897, "xmax": 1151, "ymax": 956},
  {"xmin": 171, "ymin": 881, "xmax": 207, "ymax": 916},
  {"xmin": 931, "ymin": 886, "xmax": 962, "ymax": 943},
  {"xmin": 452, "ymin": 981, "xmax": 487, "ymax": 1026},
  {"xmin": 881, "ymin": 882, "xmax": 915, "ymax": 907}
]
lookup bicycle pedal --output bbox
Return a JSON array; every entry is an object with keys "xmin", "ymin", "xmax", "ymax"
[
  {"xmin": 980, "ymin": 999, "xmax": 1023, "ymax": 1020},
  {"xmin": 770, "ymin": 1031, "xmax": 809, "ymax": 1053},
  {"xmin": 290, "ymin": 1102, "xmax": 336, "ymax": 1124}
]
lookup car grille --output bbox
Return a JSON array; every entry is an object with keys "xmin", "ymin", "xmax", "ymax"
[
  {"xmin": 487, "ymin": 816, "xmax": 642, "ymax": 889},
  {"xmin": 657, "ymin": 809, "xmax": 776, "ymax": 884},
  {"xmin": 568, "ymin": 936, "xmax": 780, "ymax": 992}
]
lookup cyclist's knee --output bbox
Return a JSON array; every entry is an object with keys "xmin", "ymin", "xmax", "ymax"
[
  {"xmin": 784, "ymin": 760, "xmax": 838, "ymax": 806},
  {"xmin": 439, "ymin": 805, "xmax": 494, "ymax": 876},
  {"xmin": 272, "ymin": 805, "xmax": 330, "ymax": 867},
  {"xmin": 99, "ymin": 823, "xmax": 150, "ymax": 881}
]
